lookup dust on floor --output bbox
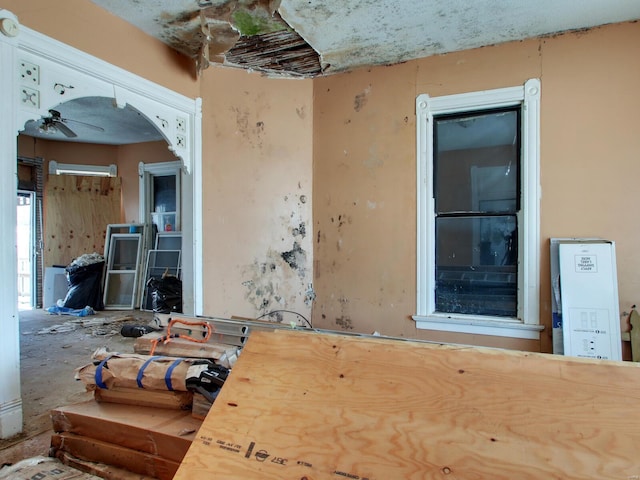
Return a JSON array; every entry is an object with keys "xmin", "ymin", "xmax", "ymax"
[{"xmin": 0, "ymin": 308, "xmax": 155, "ymax": 465}]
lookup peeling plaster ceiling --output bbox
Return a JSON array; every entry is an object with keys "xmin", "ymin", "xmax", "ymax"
[
  {"xmin": 90, "ymin": 0, "xmax": 640, "ymax": 77},
  {"xmin": 20, "ymin": 1, "xmax": 640, "ymax": 145}
]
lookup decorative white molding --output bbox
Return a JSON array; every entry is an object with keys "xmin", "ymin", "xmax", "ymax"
[{"xmin": 7, "ymin": 11, "xmax": 199, "ymax": 175}]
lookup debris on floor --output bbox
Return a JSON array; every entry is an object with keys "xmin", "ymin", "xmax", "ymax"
[
  {"xmin": 35, "ymin": 314, "xmax": 141, "ymax": 337},
  {"xmin": 0, "ymin": 455, "xmax": 101, "ymax": 479}
]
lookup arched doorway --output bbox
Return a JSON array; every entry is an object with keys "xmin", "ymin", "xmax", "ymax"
[{"xmin": 0, "ymin": 9, "xmax": 202, "ymax": 438}]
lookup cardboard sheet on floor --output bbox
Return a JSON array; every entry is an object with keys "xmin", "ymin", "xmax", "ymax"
[
  {"xmin": 174, "ymin": 329, "xmax": 640, "ymax": 480},
  {"xmin": 51, "ymin": 401, "xmax": 201, "ymax": 463},
  {"xmin": 0, "ymin": 456, "xmax": 99, "ymax": 479}
]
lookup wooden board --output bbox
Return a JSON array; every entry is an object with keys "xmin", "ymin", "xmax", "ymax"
[
  {"xmin": 134, "ymin": 333, "xmax": 240, "ymax": 361},
  {"xmin": 51, "ymin": 401, "xmax": 200, "ymax": 463},
  {"xmin": 45, "ymin": 175, "xmax": 121, "ymax": 267},
  {"xmin": 175, "ymin": 329, "xmax": 640, "ymax": 480},
  {"xmin": 51, "ymin": 433, "xmax": 179, "ymax": 480},
  {"xmin": 54, "ymin": 451, "xmax": 156, "ymax": 480},
  {"xmin": 94, "ymin": 387, "xmax": 193, "ymax": 410}
]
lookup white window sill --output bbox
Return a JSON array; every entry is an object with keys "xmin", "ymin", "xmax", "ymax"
[{"xmin": 412, "ymin": 315, "xmax": 544, "ymax": 340}]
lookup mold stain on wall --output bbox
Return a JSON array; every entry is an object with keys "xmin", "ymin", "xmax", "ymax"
[
  {"xmin": 354, "ymin": 85, "xmax": 371, "ymax": 112},
  {"xmin": 335, "ymin": 297, "xmax": 353, "ymax": 330},
  {"xmin": 241, "ymin": 191, "xmax": 310, "ymax": 317},
  {"xmin": 281, "ymin": 241, "xmax": 307, "ymax": 278},
  {"xmin": 230, "ymin": 92, "xmax": 268, "ymax": 149}
]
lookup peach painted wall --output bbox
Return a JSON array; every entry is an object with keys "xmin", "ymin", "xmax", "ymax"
[
  {"xmin": 3, "ymin": 0, "xmax": 197, "ymax": 97},
  {"xmin": 313, "ymin": 21, "xmax": 640, "ymax": 353},
  {"xmin": 198, "ymin": 67, "xmax": 314, "ymax": 323}
]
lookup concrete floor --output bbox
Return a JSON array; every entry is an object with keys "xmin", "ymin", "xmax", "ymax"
[{"xmin": 0, "ymin": 308, "xmax": 154, "ymax": 466}]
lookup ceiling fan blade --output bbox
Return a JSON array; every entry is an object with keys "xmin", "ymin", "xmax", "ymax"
[
  {"xmin": 53, "ymin": 120, "xmax": 78, "ymax": 138},
  {"xmin": 63, "ymin": 118, "xmax": 105, "ymax": 132}
]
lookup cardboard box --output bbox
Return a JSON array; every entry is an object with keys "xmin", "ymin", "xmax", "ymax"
[
  {"xmin": 54, "ymin": 451, "xmax": 155, "ymax": 480},
  {"xmin": 51, "ymin": 401, "xmax": 201, "ymax": 463},
  {"xmin": 51, "ymin": 433, "xmax": 179, "ymax": 480},
  {"xmin": 94, "ymin": 386, "xmax": 193, "ymax": 410}
]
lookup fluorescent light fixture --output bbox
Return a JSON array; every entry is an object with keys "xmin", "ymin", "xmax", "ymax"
[{"xmin": 49, "ymin": 160, "xmax": 117, "ymax": 177}]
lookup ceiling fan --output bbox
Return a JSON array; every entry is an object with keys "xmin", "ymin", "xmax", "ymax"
[{"xmin": 38, "ymin": 109, "xmax": 105, "ymax": 138}]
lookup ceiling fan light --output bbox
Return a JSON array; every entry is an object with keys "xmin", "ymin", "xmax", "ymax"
[{"xmin": 39, "ymin": 122, "xmax": 57, "ymax": 134}]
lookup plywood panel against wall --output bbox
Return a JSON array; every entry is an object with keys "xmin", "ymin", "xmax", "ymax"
[
  {"xmin": 45, "ymin": 175, "xmax": 121, "ymax": 267},
  {"xmin": 176, "ymin": 329, "xmax": 640, "ymax": 479}
]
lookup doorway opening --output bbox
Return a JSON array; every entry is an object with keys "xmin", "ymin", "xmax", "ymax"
[{"xmin": 17, "ymin": 191, "xmax": 36, "ymax": 310}]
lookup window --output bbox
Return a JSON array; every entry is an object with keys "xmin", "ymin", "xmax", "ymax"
[
  {"xmin": 139, "ymin": 161, "xmax": 182, "ymax": 236},
  {"xmin": 414, "ymin": 79, "xmax": 542, "ymax": 339}
]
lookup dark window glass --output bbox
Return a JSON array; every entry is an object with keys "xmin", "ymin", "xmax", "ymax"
[
  {"xmin": 153, "ymin": 175, "xmax": 176, "ymax": 213},
  {"xmin": 433, "ymin": 107, "xmax": 520, "ymax": 317}
]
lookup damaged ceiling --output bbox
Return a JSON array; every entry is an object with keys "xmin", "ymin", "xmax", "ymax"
[{"xmin": 90, "ymin": 0, "xmax": 640, "ymax": 78}]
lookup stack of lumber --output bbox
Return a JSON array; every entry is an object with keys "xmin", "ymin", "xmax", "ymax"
[
  {"xmin": 134, "ymin": 315, "xmax": 245, "ymax": 369},
  {"xmin": 74, "ymin": 348, "xmax": 206, "ymax": 411},
  {"xmin": 49, "ymin": 316, "xmax": 251, "ymax": 478},
  {"xmin": 174, "ymin": 329, "xmax": 640, "ymax": 479},
  {"xmin": 50, "ymin": 401, "xmax": 201, "ymax": 480}
]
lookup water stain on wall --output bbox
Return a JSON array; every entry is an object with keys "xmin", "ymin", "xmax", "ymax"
[
  {"xmin": 354, "ymin": 85, "xmax": 371, "ymax": 112},
  {"xmin": 230, "ymin": 101, "xmax": 266, "ymax": 149},
  {"xmin": 232, "ymin": 105, "xmax": 250, "ymax": 137}
]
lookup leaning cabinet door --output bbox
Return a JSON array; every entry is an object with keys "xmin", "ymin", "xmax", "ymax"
[{"xmin": 103, "ymin": 233, "xmax": 142, "ymax": 309}]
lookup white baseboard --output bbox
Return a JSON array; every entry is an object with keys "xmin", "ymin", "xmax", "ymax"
[{"xmin": 0, "ymin": 398, "xmax": 23, "ymax": 439}]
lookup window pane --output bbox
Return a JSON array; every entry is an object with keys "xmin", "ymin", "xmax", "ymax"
[
  {"xmin": 434, "ymin": 109, "xmax": 519, "ymax": 214},
  {"xmin": 111, "ymin": 237, "xmax": 140, "ymax": 270},
  {"xmin": 435, "ymin": 216, "xmax": 517, "ymax": 317},
  {"xmin": 153, "ymin": 175, "xmax": 176, "ymax": 213}
]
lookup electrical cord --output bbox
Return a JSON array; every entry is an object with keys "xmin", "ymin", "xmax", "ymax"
[{"xmin": 256, "ymin": 310, "xmax": 312, "ymax": 328}]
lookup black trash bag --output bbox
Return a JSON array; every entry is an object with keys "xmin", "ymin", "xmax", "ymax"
[
  {"xmin": 148, "ymin": 275, "xmax": 182, "ymax": 313},
  {"xmin": 63, "ymin": 261, "xmax": 105, "ymax": 310}
]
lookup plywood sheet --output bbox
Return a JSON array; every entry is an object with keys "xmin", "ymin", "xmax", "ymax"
[
  {"xmin": 175, "ymin": 330, "xmax": 640, "ymax": 480},
  {"xmin": 45, "ymin": 175, "xmax": 121, "ymax": 267}
]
